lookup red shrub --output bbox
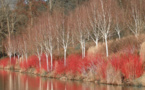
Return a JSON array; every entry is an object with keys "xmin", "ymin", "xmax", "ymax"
[
  {"xmin": 11, "ymin": 57, "xmax": 17, "ymax": 66},
  {"xmin": 0, "ymin": 58, "xmax": 9, "ymax": 68},
  {"xmin": 55, "ymin": 59, "xmax": 66, "ymax": 74},
  {"xmin": 20, "ymin": 61, "xmax": 28, "ymax": 69},
  {"xmin": 27, "ymin": 55, "xmax": 39, "ymax": 68},
  {"xmin": 41, "ymin": 54, "xmax": 56, "ymax": 71},
  {"xmin": 110, "ymin": 54, "xmax": 143, "ymax": 80},
  {"xmin": 121, "ymin": 54, "xmax": 143, "ymax": 79},
  {"xmin": 110, "ymin": 56, "xmax": 122, "ymax": 71},
  {"xmin": 66, "ymin": 54, "xmax": 82, "ymax": 74}
]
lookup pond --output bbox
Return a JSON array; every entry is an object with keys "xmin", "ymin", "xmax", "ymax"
[{"xmin": 0, "ymin": 70, "xmax": 144, "ymax": 90}]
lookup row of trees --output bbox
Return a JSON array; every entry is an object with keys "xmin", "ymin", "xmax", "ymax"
[
  {"xmin": 0, "ymin": 0, "xmax": 88, "ymax": 54},
  {"xmin": 3, "ymin": 0, "xmax": 145, "ymax": 71}
]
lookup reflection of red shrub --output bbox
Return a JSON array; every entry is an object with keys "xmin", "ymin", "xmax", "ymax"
[{"xmin": 27, "ymin": 77, "xmax": 40, "ymax": 88}]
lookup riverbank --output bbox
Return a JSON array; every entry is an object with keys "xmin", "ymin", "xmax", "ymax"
[
  {"xmin": 1, "ymin": 35, "xmax": 145, "ymax": 87},
  {"xmin": 0, "ymin": 59, "xmax": 144, "ymax": 88}
]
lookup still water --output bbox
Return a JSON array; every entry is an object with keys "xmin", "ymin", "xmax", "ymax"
[{"xmin": 0, "ymin": 70, "xmax": 145, "ymax": 90}]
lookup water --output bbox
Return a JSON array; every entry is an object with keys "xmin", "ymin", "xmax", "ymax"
[{"xmin": 0, "ymin": 70, "xmax": 144, "ymax": 90}]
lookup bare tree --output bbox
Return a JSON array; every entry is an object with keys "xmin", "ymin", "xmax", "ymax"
[
  {"xmin": 87, "ymin": 1, "xmax": 100, "ymax": 46},
  {"xmin": 43, "ymin": 14, "xmax": 55, "ymax": 71},
  {"xmin": 74, "ymin": 5, "xmax": 90, "ymax": 58},
  {"xmin": 56, "ymin": 13, "xmax": 71, "ymax": 66},
  {"xmin": 128, "ymin": 0, "xmax": 144, "ymax": 38},
  {"xmin": 97, "ymin": 0, "xmax": 112, "ymax": 57},
  {"xmin": 33, "ymin": 24, "xmax": 44, "ymax": 69}
]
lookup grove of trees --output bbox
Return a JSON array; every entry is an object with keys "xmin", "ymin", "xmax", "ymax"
[{"xmin": 1, "ymin": 0, "xmax": 145, "ymax": 70}]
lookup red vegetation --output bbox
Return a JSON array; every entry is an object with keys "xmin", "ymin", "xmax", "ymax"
[
  {"xmin": 0, "ymin": 58, "xmax": 9, "ymax": 68},
  {"xmin": 66, "ymin": 55, "xmax": 82, "ymax": 74},
  {"xmin": 0, "ymin": 52, "xmax": 144, "ymax": 80},
  {"xmin": 0, "ymin": 57, "xmax": 17, "ymax": 68},
  {"xmin": 110, "ymin": 54, "xmax": 143, "ymax": 79}
]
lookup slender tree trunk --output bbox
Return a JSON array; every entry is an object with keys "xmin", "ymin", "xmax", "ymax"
[
  {"xmin": 95, "ymin": 38, "xmax": 98, "ymax": 47},
  {"xmin": 83, "ymin": 41, "xmax": 85, "ymax": 58},
  {"xmin": 46, "ymin": 54, "xmax": 49, "ymax": 71},
  {"xmin": 38, "ymin": 56, "xmax": 41, "ymax": 68},
  {"xmin": 105, "ymin": 34, "xmax": 109, "ymax": 57},
  {"xmin": 50, "ymin": 53, "xmax": 53, "ymax": 71},
  {"xmin": 118, "ymin": 32, "xmax": 121, "ymax": 39},
  {"xmin": 64, "ymin": 49, "xmax": 67, "ymax": 66},
  {"xmin": 49, "ymin": 0, "xmax": 52, "ymax": 12},
  {"xmin": 18, "ymin": 55, "xmax": 20, "ymax": 63},
  {"xmin": 81, "ymin": 40, "xmax": 86, "ymax": 58},
  {"xmin": 10, "ymin": 55, "xmax": 11, "ymax": 65}
]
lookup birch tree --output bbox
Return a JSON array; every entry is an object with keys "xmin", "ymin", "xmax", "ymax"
[
  {"xmin": 115, "ymin": 16, "xmax": 121, "ymax": 39},
  {"xmin": 74, "ymin": 6, "xmax": 88, "ymax": 58},
  {"xmin": 56, "ymin": 14, "xmax": 71, "ymax": 66},
  {"xmin": 97, "ymin": 0, "xmax": 112, "ymax": 57},
  {"xmin": 44, "ymin": 14, "xmax": 55, "ymax": 71},
  {"xmin": 87, "ymin": 1, "xmax": 100, "ymax": 46},
  {"xmin": 128, "ymin": 0, "xmax": 144, "ymax": 38},
  {"xmin": 34, "ymin": 24, "xmax": 44, "ymax": 69}
]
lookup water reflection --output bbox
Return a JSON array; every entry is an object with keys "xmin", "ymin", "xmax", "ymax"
[{"xmin": 0, "ymin": 70, "xmax": 145, "ymax": 90}]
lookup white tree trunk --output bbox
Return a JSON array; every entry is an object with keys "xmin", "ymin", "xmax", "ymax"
[
  {"xmin": 46, "ymin": 54, "xmax": 49, "ymax": 72},
  {"xmin": 9, "ymin": 55, "xmax": 11, "ymax": 65},
  {"xmin": 105, "ymin": 34, "xmax": 109, "ymax": 57},
  {"xmin": 118, "ymin": 32, "xmax": 121, "ymax": 39},
  {"xmin": 38, "ymin": 56, "xmax": 41, "ymax": 68},
  {"xmin": 64, "ymin": 49, "xmax": 67, "ymax": 66},
  {"xmin": 50, "ymin": 53, "xmax": 53, "ymax": 71},
  {"xmin": 95, "ymin": 38, "xmax": 99, "ymax": 47},
  {"xmin": 81, "ymin": 40, "xmax": 86, "ymax": 58},
  {"xmin": 18, "ymin": 55, "xmax": 20, "ymax": 63},
  {"xmin": 83, "ymin": 42, "xmax": 85, "ymax": 58}
]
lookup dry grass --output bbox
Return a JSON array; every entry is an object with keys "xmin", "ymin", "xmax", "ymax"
[
  {"xmin": 87, "ymin": 34, "xmax": 145, "ymax": 57},
  {"xmin": 106, "ymin": 63, "xmax": 122, "ymax": 85}
]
